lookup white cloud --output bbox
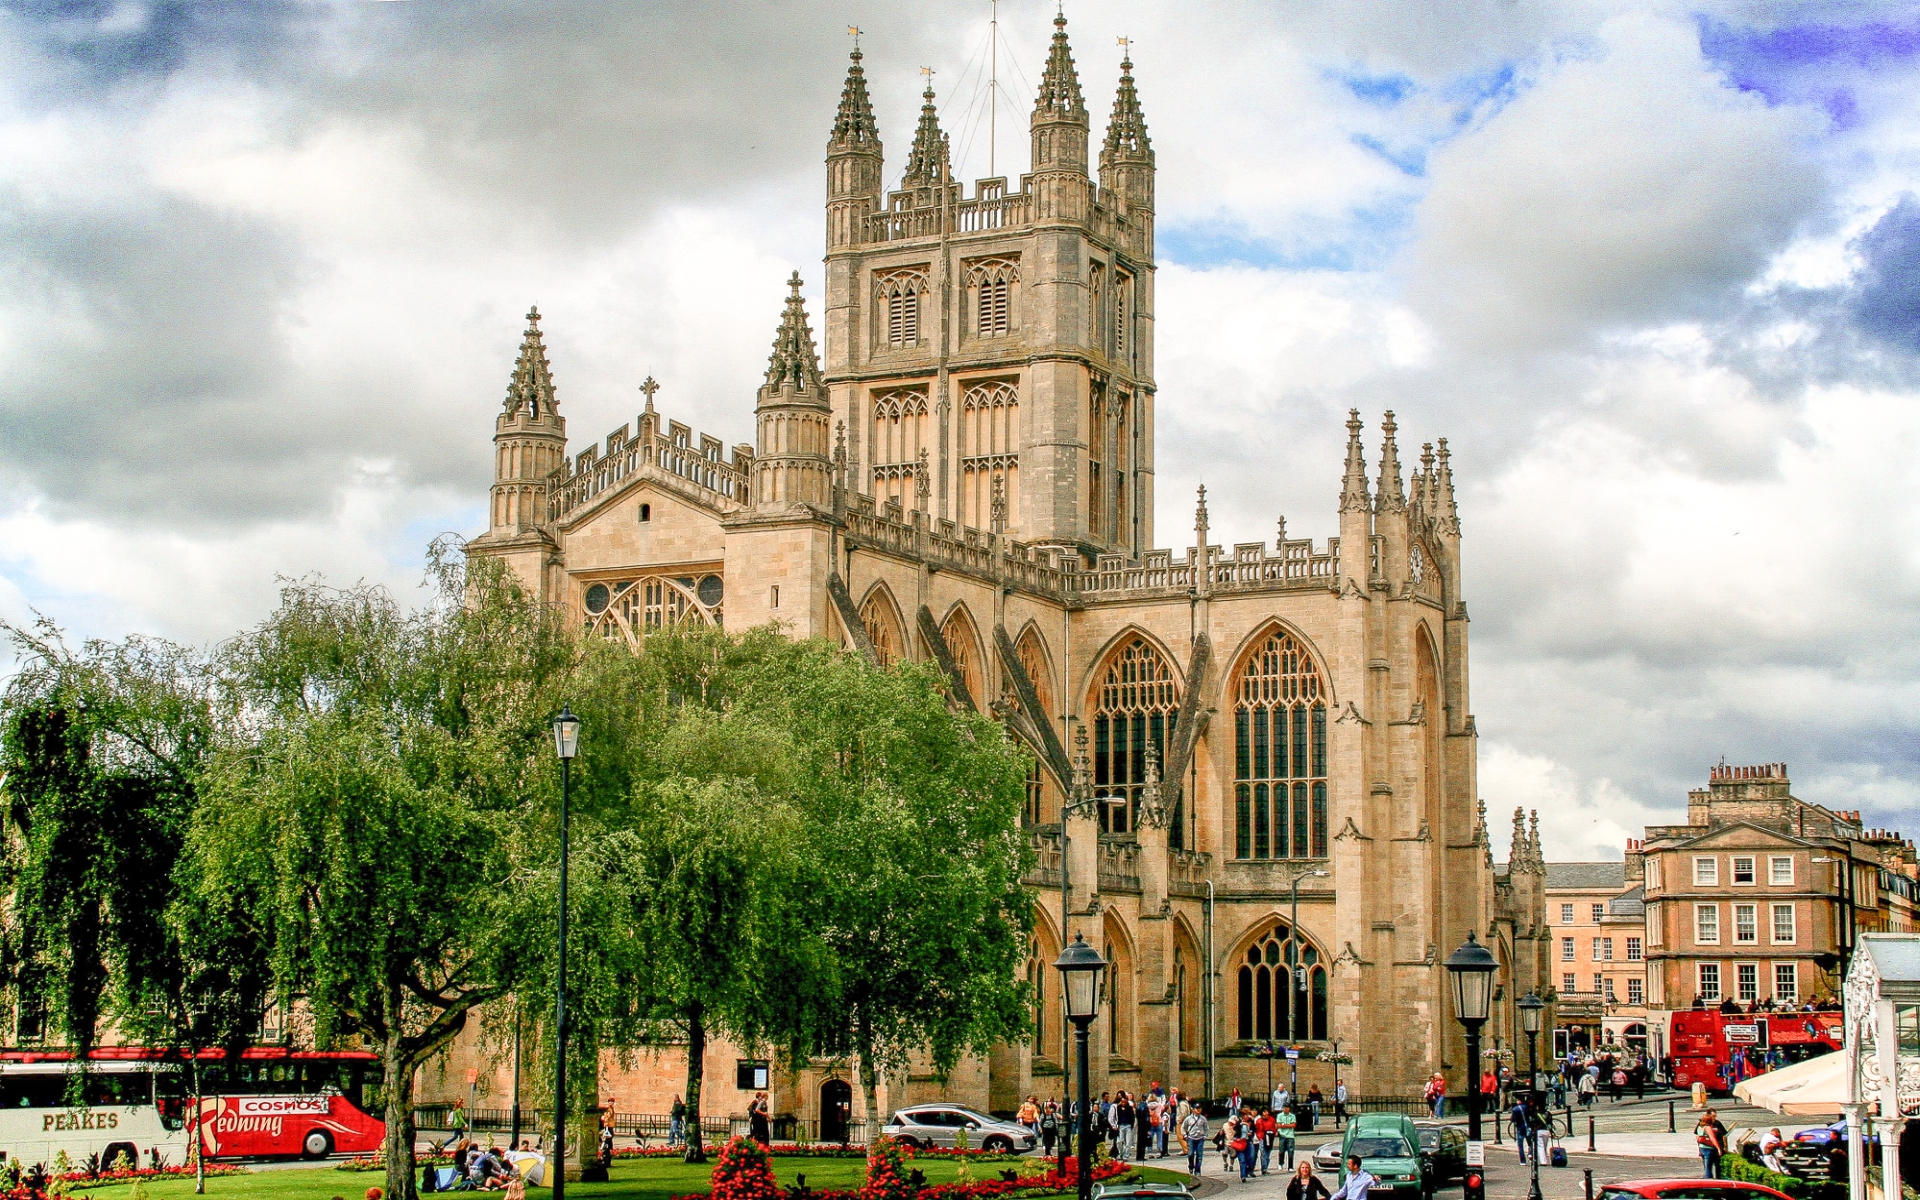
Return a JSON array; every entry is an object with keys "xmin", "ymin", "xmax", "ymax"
[{"xmin": 1409, "ymin": 12, "xmax": 1825, "ymax": 351}]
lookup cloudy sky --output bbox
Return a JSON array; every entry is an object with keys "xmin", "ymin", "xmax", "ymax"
[{"xmin": 3, "ymin": 0, "xmax": 1919, "ymax": 860}]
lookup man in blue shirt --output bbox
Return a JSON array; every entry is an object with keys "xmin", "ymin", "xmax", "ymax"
[{"xmin": 1329, "ymin": 1155, "xmax": 1377, "ymax": 1200}]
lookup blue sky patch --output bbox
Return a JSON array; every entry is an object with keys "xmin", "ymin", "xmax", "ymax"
[
  {"xmin": 1331, "ymin": 67, "xmax": 1416, "ymax": 107},
  {"xmin": 1159, "ymin": 197, "xmax": 1418, "ymax": 274}
]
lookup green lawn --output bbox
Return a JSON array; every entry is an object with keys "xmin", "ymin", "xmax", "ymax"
[{"xmin": 115, "ymin": 1155, "xmax": 1192, "ymax": 1200}]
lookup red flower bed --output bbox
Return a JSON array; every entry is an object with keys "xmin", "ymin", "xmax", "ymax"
[
  {"xmin": 57, "ymin": 1163, "xmax": 245, "ymax": 1184},
  {"xmin": 616, "ymin": 1143, "xmax": 1025, "ymax": 1162}
]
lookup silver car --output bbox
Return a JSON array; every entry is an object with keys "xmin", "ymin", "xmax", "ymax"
[
  {"xmin": 882, "ymin": 1104, "xmax": 1038, "ymax": 1153},
  {"xmin": 1313, "ymin": 1139, "xmax": 1345, "ymax": 1173}
]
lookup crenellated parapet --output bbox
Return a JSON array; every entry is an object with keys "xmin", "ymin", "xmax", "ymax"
[{"xmin": 547, "ymin": 407, "xmax": 752, "ymax": 524}]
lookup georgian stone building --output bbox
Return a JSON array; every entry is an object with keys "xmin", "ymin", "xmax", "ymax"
[{"xmin": 464, "ymin": 17, "xmax": 1547, "ymax": 1128}]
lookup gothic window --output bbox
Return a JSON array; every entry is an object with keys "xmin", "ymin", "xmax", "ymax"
[
  {"xmin": 959, "ymin": 381, "xmax": 1019, "ymax": 532},
  {"xmin": 1235, "ymin": 923, "xmax": 1329, "ymax": 1042},
  {"xmin": 1114, "ymin": 271, "xmax": 1132, "ymax": 365},
  {"xmin": 1092, "ymin": 636, "xmax": 1180, "ymax": 837},
  {"xmin": 875, "ymin": 268, "xmax": 927, "ymax": 349},
  {"xmin": 583, "ymin": 574, "xmax": 724, "ymax": 646},
  {"xmin": 1233, "ymin": 629, "xmax": 1328, "ymax": 860},
  {"xmin": 939, "ymin": 608, "xmax": 986, "ymax": 711},
  {"xmin": 967, "ymin": 257, "xmax": 1018, "ymax": 339},
  {"xmin": 1089, "ymin": 389, "xmax": 1107, "ymax": 540},
  {"xmin": 870, "ymin": 388, "xmax": 929, "ymax": 512},
  {"xmin": 858, "ymin": 591, "xmax": 904, "ymax": 666}
]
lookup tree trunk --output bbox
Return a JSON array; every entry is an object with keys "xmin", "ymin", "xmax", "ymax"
[
  {"xmin": 190, "ymin": 1056, "xmax": 206, "ymax": 1195},
  {"xmin": 683, "ymin": 1002, "xmax": 707, "ymax": 1164},
  {"xmin": 856, "ymin": 1017, "xmax": 881, "ymax": 1146},
  {"xmin": 382, "ymin": 1032, "xmax": 420, "ymax": 1200}
]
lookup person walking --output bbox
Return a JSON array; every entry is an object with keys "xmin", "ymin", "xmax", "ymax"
[
  {"xmin": 1577, "ymin": 1069, "xmax": 1596, "ymax": 1109},
  {"xmin": 1424, "ymin": 1074, "xmax": 1447, "ymax": 1119},
  {"xmin": 669, "ymin": 1095, "xmax": 686, "ymax": 1146},
  {"xmin": 1695, "ymin": 1109, "xmax": 1727, "ymax": 1179},
  {"xmin": 1238, "ymin": 1116, "xmax": 1259, "ymax": 1183},
  {"xmin": 1329, "ymin": 1155, "xmax": 1376, "ymax": 1200},
  {"xmin": 1256, "ymin": 1106, "xmax": 1277, "ymax": 1176},
  {"xmin": 1610, "ymin": 1066, "xmax": 1627, "ymax": 1102},
  {"xmin": 1333, "ymin": 1080, "xmax": 1348, "ymax": 1128},
  {"xmin": 1306, "ymin": 1084, "xmax": 1324, "ymax": 1127},
  {"xmin": 1183, "ymin": 1104, "xmax": 1209, "ymax": 1177},
  {"xmin": 1510, "ymin": 1095, "xmax": 1533, "ymax": 1164},
  {"xmin": 1277, "ymin": 1102, "xmax": 1298, "ymax": 1171},
  {"xmin": 1040, "ymin": 1101, "xmax": 1059, "ymax": 1157},
  {"xmin": 1288, "ymin": 1161, "xmax": 1331, "ymax": 1200},
  {"xmin": 440, "ymin": 1098, "xmax": 470, "ymax": 1153},
  {"xmin": 1136, "ymin": 1094, "xmax": 1151, "ymax": 1163}
]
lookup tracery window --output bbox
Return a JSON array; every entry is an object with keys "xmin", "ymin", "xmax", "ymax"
[
  {"xmin": 875, "ymin": 268, "xmax": 927, "ymax": 348},
  {"xmin": 1012, "ymin": 633, "xmax": 1055, "ymax": 827},
  {"xmin": 968, "ymin": 257, "xmax": 1018, "ymax": 339},
  {"xmin": 1233, "ymin": 629, "xmax": 1328, "ymax": 860},
  {"xmin": 1114, "ymin": 271, "xmax": 1132, "ymax": 366},
  {"xmin": 1092, "ymin": 637, "xmax": 1179, "ymax": 836},
  {"xmin": 859, "ymin": 592, "xmax": 904, "ymax": 666},
  {"xmin": 583, "ymin": 574, "xmax": 724, "ymax": 645},
  {"xmin": 959, "ymin": 381, "xmax": 1019, "ymax": 532},
  {"xmin": 1235, "ymin": 922, "xmax": 1329, "ymax": 1042},
  {"xmin": 871, "ymin": 388, "xmax": 929, "ymax": 512}
]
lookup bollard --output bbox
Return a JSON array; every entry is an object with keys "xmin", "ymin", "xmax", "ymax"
[
  {"xmin": 1669, "ymin": 1101, "xmax": 1676, "ymax": 1133},
  {"xmin": 1494, "ymin": 1106, "xmax": 1502, "ymax": 1145},
  {"xmin": 1588, "ymin": 1115, "xmax": 1596, "ymax": 1152},
  {"xmin": 1584, "ymin": 1168, "xmax": 1594, "ymax": 1200}
]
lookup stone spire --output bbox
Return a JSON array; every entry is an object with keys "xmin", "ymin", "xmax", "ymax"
[
  {"xmin": 754, "ymin": 273, "xmax": 831, "ymax": 510},
  {"xmin": 1511, "ymin": 807, "xmax": 1528, "ymax": 868},
  {"xmin": 1338, "ymin": 409, "xmax": 1370, "ymax": 513},
  {"xmin": 762, "ymin": 272, "xmax": 824, "ymax": 398},
  {"xmin": 1030, "ymin": 12, "xmax": 1091, "ymax": 206},
  {"xmin": 1375, "ymin": 410, "xmax": 1406, "ymax": 514},
  {"xmin": 1416, "ymin": 442, "xmax": 1436, "ymax": 515},
  {"xmin": 1101, "ymin": 46, "xmax": 1151, "ymax": 166},
  {"xmin": 902, "ymin": 80, "xmax": 951, "ymax": 189},
  {"xmin": 827, "ymin": 47, "xmax": 885, "ymax": 249},
  {"xmin": 1034, "ymin": 13, "xmax": 1088, "ymax": 124},
  {"xmin": 503, "ymin": 306, "xmax": 557, "ymax": 420},
  {"xmin": 830, "ymin": 48, "xmax": 880, "ymax": 150},
  {"xmin": 490, "ymin": 306, "xmax": 567, "ymax": 536},
  {"xmin": 1434, "ymin": 438, "xmax": 1460, "ymax": 535},
  {"xmin": 1528, "ymin": 810, "xmax": 1543, "ymax": 871},
  {"xmin": 1194, "ymin": 483, "xmax": 1210, "ymax": 549}
]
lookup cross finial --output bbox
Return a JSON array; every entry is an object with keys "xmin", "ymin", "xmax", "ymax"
[{"xmin": 639, "ymin": 375, "xmax": 659, "ymax": 413}]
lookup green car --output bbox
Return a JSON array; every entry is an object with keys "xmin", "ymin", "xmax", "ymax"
[{"xmin": 1341, "ymin": 1113, "xmax": 1429, "ymax": 1198}]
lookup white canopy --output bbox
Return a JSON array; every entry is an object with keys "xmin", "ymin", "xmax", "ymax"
[{"xmin": 1733, "ymin": 1052, "xmax": 1846, "ymax": 1116}]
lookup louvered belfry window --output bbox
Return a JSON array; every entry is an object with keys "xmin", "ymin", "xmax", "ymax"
[
  {"xmin": 875, "ymin": 268, "xmax": 926, "ymax": 348},
  {"xmin": 968, "ymin": 257, "xmax": 1018, "ymax": 338}
]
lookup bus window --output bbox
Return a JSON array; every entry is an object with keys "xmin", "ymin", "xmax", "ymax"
[
  {"xmin": 154, "ymin": 1069, "xmax": 185, "ymax": 1131},
  {"xmin": 82, "ymin": 1072, "xmax": 146, "ymax": 1108},
  {"xmin": 0, "ymin": 1075, "xmax": 69, "ymax": 1109}
]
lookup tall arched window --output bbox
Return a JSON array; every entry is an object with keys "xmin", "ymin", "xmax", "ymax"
[
  {"xmin": 859, "ymin": 591, "xmax": 904, "ymax": 666},
  {"xmin": 959, "ymin": 381, "xmax": 1019, "ymax": 532},
  {"xmin": 1235, "ymin": 922, "xmax": 1329, "ymax": 1042},
  {"xmin": 871, "ymin": 389, "xmax": 929, "ymax": 512},
  {"xmin": 1012, "ymin": 631, "xmax": 1055, "ymax": 827},
  {"xmin": 939, "ymin": 608, "xmax": 985, "ymax": 709},
  {"xmin": 1233, "ymin": 629, "xmax": 1329, "ymax": 860},
  {"xmin": 1092, "ymin": 636, "xmax": 1180, "ymax": 836}
]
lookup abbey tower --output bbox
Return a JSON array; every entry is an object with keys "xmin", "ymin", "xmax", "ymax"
[{"xmin": 463, "ymin": 14, "xmax": 1549, "ymax": 1130}]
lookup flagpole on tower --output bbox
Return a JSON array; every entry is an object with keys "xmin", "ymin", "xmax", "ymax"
[{"xmin": 989, "ymin": 0, "xmax": 998, "ymax": 179}]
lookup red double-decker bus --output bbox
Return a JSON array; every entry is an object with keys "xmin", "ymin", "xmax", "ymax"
[
  {"xmin": 0, "ymin": 1046, "xmax": 385, "ymax": 1167},
  {"xmin": 1669, "ymin": 1010, "xmax": 1842, "ymax": 1092}
]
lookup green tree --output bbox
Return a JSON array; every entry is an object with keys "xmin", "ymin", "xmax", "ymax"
[
  {"xmin": 195, "ymin": 562, "xmax": 574, "ymax": 1200},
  {"xmin": 730, "ymin": 639, "xmax": 1036, "ymax": 1132},
  {"xmin": 0, "ymin": 622, "xmax": 269, "ymax": 1192}
]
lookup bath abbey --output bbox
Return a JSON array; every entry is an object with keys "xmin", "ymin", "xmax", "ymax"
[{"xmin": 465, "ymin": 16, "xmax": 1549, "ymax": 1129}]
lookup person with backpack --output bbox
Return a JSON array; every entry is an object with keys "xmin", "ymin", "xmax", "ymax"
[{"xmin": 1039, "ymin": 1101, "xmax": 1060, "ymax": 1157}]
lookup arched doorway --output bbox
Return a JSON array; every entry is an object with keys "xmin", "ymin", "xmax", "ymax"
[{"xmin": 820, "ymin": 1079, "xmax": 854, "ymax": 1144}]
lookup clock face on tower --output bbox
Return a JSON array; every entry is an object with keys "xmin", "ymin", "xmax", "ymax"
[{"xmin": 1410, "ymin": 544, "xmax": 1427, "ymax": 587}]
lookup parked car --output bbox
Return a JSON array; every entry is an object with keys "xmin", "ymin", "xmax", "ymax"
[
  {"xmin": 1778, "ymin": 1118, "xmax": 1875, "ymax": 1180},
  {"xmin": 1093, "ymin": 1183, "xmax": 1194, "ymax": 1200},
  {"xmin": 1313, "ymin": 1140, "xmax": 1345, "ymax": 1173},
  {"xmin": 1599, "ymin": 1181, "xmax": 1796, "ymax": 1200},
  {"xmin": 1341, "ymin": 1113, "xmax": 1428, "ymax": 1198},
  {"xmin": 1411, "ymin": 1121, "xmax": 1468, "ymax": 1185},
  {"xmin": 882, "ymin": 1105, "xmax": 1038, "ymax": 1153}
]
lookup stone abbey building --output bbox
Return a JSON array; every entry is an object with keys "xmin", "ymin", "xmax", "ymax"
[{"xmin": 465, "ymin": 16, "xmax": 1548, "ymax": 1130}]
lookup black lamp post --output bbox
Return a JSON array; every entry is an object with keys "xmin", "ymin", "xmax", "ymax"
[
  {"xmin": 1055, "ymin": 934, "xmax": 1107, "ymax": 1200},
  {"xmin": 1445, "ymin": 931, "xmax": 1498, "ymax": 1143},
  {"xmin": 1517, "ymin": 991, "xmax": 1545, "ymax": 1200},
  {"xmin": 551, "ymin": 707, "xmax": 581, "ymax": 1200}
]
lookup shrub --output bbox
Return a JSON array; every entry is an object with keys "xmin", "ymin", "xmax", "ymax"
[
  {"xmin": 1724, "ymin": 1153, "xmax": 1809, "ymax": 1197},
  {"xmin": 863, "ymin": 1138, "xmax": 917, "ymax": 1200},
  {"xmin": 713, "ymin": 1137, "xmax": 782, "ymax": 1200}
]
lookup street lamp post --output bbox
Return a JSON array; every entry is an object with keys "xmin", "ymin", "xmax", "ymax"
[
  {"xmin": 1446, "ymin": 931, "xmax": 1498, "ymax": 1144},
  {"xmin": 1261, "ymin": 1041, "xmax": 1275, "ymax": 1103},
  {"xmin": 1518, "ymin": 992, "xmax": 1546, "ymax": 1200},
  {"xmin": 1288, "ymin": 868, "xmax": 1330, "ymax": 1047},
  {"xmin": 1055, "ymin": 935, "xmax": 1108, "ymax": 1200},
  {"xmin": 551, "ymin": 707, "xmax": 581, "ymax": 1200}
]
